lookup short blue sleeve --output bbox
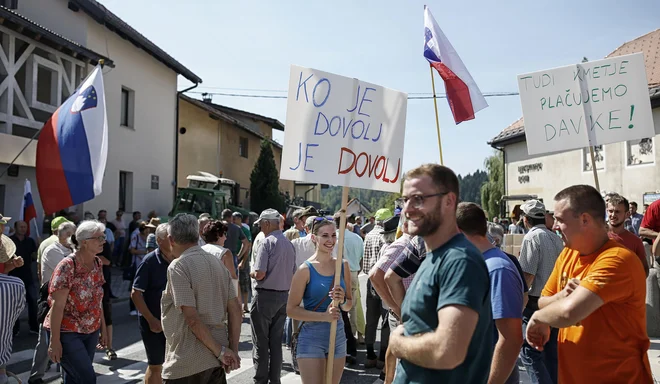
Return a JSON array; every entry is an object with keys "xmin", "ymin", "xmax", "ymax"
[
  {"xmin": 489, "ymin": 267, "xmax": 523, "ymax": 320},
  {"xmin": 132, "ymin": 257, "xmax": 150, "ymax": 291}
]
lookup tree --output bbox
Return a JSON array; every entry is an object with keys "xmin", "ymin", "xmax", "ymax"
[
  {"xmin": 481, "ymin": 150, "xmax": 504, "ymax": 219},
  {"xmin": 250, "ymin": 140, "xmax": 285, "ymax": 213},
  {"xmin": 458, "ymin": 170, "xmax": 488, "ymax": 205}
]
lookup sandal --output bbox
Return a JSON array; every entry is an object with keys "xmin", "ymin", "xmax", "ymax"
[{"xmin": 106, "ymin": 349, "xmax": 117, "ymax": 360}]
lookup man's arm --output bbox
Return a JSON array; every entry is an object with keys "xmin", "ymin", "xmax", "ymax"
[
  {"xmin": 251, "ymin": 238, "xmax": 268, "ymax": 280},
  {"xmin": 389, "ymin": 305, "xmax": 478, "ymax": 370},
  {"xmin": 226, "ymin": 297, "xmax": 242, "ymax": 352},
  {"xmin": 384, "ymin": 269, "xmax": 406, "ymax": 315},
  {"xmin": 238, "ymin": 238, "xmax": 250, "ymax": 261},
  {"xmin": 522, "ymin": 272, "xmax": 535, "ymax": 290},
  {"xmin": 640, "ymin": 227, "xmax": 658, "ymax": 241},
  {"xmin": 181, "ymin": 306, "xmax": 223, "ymax": 357},
  {"xmin": 533, "ymin": 286, "xmax": 603, "ymax": 328},
  {"xmin": 369, "ymin": 266, "xmax": 399, "ymax": 316},
  {"xmin": 489, "ymin": 318, "xmax": 523, "ymax": 384}
]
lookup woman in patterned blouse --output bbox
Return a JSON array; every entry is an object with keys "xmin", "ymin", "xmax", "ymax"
[{"xmin": 45, "ymin": 220, "xmax": 108, "ymax": 384}]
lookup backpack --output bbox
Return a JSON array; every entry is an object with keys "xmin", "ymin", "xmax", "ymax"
[{"xmin": 37, "ymin": 257, "xmax": 100, "ymax": 323}]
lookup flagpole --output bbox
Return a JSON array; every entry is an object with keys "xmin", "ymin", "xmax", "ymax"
[{"xmin": 429, "ymin": 64, "xmax": 445, "ymax": 165}]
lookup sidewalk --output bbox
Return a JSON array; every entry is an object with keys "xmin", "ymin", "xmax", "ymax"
[{"xmin": 648, "ymin": 338, "xmax": 660, "ymax": 380}]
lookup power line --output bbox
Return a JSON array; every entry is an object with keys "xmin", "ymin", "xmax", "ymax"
[{"xmin": 187, "ymin": 90, "xmax": 520, "ymax": 100}]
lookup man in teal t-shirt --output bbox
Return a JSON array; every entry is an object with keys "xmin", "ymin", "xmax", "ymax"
[{"xmin": 389, "ymin": 164, "xmax": 493, "ymax": 384}]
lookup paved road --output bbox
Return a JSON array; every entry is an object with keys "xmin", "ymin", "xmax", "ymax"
[{"xmin": 8, "ymin": 269, "xmax": 533, "ymax": 383}]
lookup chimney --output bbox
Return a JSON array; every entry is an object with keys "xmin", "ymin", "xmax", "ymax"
[{"xmin": 202, "ymin": 93, "xmax": 212, "ymax": 103}]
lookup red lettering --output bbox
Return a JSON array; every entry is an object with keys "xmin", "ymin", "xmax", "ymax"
[
  {"xmin": 355, "ymin": 152, "xmax": 369, "ymax": 177},
  {"xmin": 389, "ymin": 158, "xmax": 401, "ymax": 183},
  {"xmin": 337, "ymin": 147, "xmax": 356, "ymax": 174},
  {"xmin": 375, "ymin": 156, "xmax": 386, "ymax": 179},
  {"xmin": 337, "ymin": 148, "xmax": 400, "ymax": 185}
]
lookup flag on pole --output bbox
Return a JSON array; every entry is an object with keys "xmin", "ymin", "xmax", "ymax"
[
  {"xmin": 20, "ymin": 179, "xmax": 37, "ymax": 236},
  {"xmin": 424, "ymin": 5, "xmax": 488, "ymax": 124},
  {"xmin": 36, "ymin": 65, "xmax": 108, "ymax": 214}
]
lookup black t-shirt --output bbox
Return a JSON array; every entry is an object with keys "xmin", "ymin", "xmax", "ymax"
[{"xmin": 8, "ymin": 235, "xmax": 37, "ymax": 283}]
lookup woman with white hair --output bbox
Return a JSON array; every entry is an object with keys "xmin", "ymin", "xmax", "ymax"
[{"xmin": 45, "ymin": 220, "xmax": 108, "ymax": 384}]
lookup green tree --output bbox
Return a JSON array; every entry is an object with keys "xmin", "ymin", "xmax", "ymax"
[
  {"xmin": 250, "ymin": 140, "xmax": 285, "ymax": 213},
  {"xmin": 480, "ymin": 151, "xmax": 504, "ymax": 219}
]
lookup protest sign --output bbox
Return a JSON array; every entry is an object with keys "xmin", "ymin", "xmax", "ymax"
[
  {"xmin": 517, "ymin": 53, "xmax": 654, "ymax": 155},
  {"xmin": 280, "ymin": 65, "xmax": 407, "ymax": 193}
]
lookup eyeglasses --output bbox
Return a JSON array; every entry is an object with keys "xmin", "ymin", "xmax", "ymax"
[
  {"xmin": 311, "ymin": 217, "xmax": 333, "ymax": 233},
  {"xmin": 398, "ymin": 192, "xmax": 449, "ymax": 209},
  {"xmin": 86, "ymin": 235, "xmax": 106, "ymax": 242}
]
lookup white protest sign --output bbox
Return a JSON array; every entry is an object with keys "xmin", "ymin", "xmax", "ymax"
[
  {"xmin": 518, "ymin": 53, "xmax": 654, "ymax": 155},
  {"xmin": 280, "ymin": 65, "xmax": 407, "ymax": 193}
]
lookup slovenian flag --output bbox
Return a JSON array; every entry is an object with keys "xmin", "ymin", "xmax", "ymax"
[
  {"xmin": 424, "ymin": 6, "xmax": 488, "ymax": 124},
  {"xmin": 36, "ymin": 65, "xmax": 108, "ymax": 214},
  {"xmin": 20, "ymin": 179, "xmax": 37, "ymax": 236}
]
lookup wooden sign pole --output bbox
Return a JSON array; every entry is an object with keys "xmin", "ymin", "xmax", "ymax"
[
  {"xmin": 588, "ymin": 146, "xmax": 601, "ymax": 192},
  {"xmin": 325, "ymin": 186, "xmax": 349, "ymax": 384}
]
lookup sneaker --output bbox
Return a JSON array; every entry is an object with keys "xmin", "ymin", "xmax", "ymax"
[
  {"xmin": 129, "ymin": 310, "xmax": 138, "ymax": 316},
  {"xmin": 365, "ymin": 359, "xmax": 378, "ymax": 369},
  {"xmin": 346, "ymin": 355, "xmax": 357, "ymax": 365}
]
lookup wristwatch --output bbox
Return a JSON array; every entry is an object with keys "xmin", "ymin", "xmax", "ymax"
[{"xmin": 216, "ymin": 346, "xmax": 226, "ymax": 361}]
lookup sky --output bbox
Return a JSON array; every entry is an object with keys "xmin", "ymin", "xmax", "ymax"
[{"xmin": 99, "ymin": 0, "xmax": 659, "ymax": 176}]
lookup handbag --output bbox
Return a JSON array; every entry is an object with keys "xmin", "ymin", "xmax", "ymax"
[{"xmin": 291, "ymin": 295, "xmax": 330, "ymax": 373}]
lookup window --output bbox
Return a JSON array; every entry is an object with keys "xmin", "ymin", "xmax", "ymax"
[
  {"xmin": 239, "ymin": 137, "xmax": 248, "ymax": 158},
  {"xmin": 582, "ymin": 145, "xmax": 605, "ymax": 172},
  {"xmin": 119, "ymin": 171, "xmax": 133, "ymax": 212},
  {"xmin": 120, "ymin": 87, "xmax": 135, "ymax": 128},
  {"xmin": 627, "ymin": 138, "xmax": 654, "ymax": 166}
]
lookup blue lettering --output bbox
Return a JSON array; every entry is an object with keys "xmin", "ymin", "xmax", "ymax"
[
  {"xmin": 328, "ymin": 115, "xmax": 341, "ymax": 137},
  {"xmin": 357, "ymin": 87, "xmax": 376, "ymax": 117},
  {"xmin": 371, "ymin": 123, "xmax": 383, "ymax": 142},
  {"xmin": 347, "ymin": 85, "xmax": 360, "ymax": 113},
  {"xmin": 296, "ymin": 72, "xmax": 313, "ymax": 102},
  {"xmin": 289, "ymin": 142, "xmax": 302, "ymax": 170},
  {"xmin": 304, "ymin": 143, "xmax": 319, "ymax": 172},
  {"xmin": 314, "ymin": 112, "xmax": 329, "ymax": 135},
  {"xmin": 351, "ymin": 120, "xmax": 365, "ymax": 139},
  {"xmin": 312, "ymin": 78, "xmax": 331, "ymax": 107}
]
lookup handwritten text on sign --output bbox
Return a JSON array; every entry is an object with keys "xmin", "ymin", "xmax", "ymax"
[
  {"xmin": 517, "ymin": 53, "xmax": 654, "ymax": 155},
  {"xmin": 280, "ymin": 65, "xmax": 407, "ymax": 193}
]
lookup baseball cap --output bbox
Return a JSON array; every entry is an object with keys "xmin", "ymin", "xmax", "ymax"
[
  {"xmin": 521, "ymin": 200, "xmax": 546, "ymax": 219},
  {"xmin": 199, "ymin": 213, "xmax": 211, "ymax": 220},
  {"xmin": 305, "ymin": 215, "xmax": 318, "ymax": 228},
  {"xmin": 51, "ymin": 216, "xmax": 71, "ymax": 231},
  {"xmin": 374, "ymin": 208, "xmax": 393, "ymax": 221},
  {"xmin": 255, "ymin": 208, "xmax": 281, "ymax": 225}
]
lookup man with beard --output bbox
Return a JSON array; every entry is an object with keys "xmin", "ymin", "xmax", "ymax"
[
  {"xmin": 606, "ymin": 194, "xmax": 648, "ymax": 277},
  {"xmin": 388, "ymin": 164, "xmax": 493, "ymax": 384},
  {"xmin": 526, "ymin": 185, "xmax": 652, "ymax": 384}
]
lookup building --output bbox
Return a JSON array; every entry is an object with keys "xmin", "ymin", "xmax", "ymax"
[
  {"xmin": 177, "ymin": 94, "xmax": 294, "ymax": 209},
  {"xmin": 346, "ymin": 197, "xmax": 372, "ymax": 218},
  {"xmin": 489, "ymin": 29, "xmax": 660, "ymax": 213},
  {"xmin": 0, "ymin": 0, "xmax": 201, "ymax": 228}
]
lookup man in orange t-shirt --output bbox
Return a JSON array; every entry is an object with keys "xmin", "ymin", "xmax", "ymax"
[{"xmin": 525, "ymin": 185, "xmax": 652, "ymax": 384}]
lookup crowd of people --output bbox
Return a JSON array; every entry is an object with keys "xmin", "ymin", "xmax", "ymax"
[{"xmin": 0, "ymin": 162, "xmax": 659, "ymax": 383}]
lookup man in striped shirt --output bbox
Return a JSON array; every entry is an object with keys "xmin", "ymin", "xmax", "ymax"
[{"xmin": 0, "ymin": 233, "xmax": 26, "ymax": 384}]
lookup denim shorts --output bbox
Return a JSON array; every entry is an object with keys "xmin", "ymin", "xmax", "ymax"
[{"xmin": 296, "ymin": 320, "xmax": 346, "ymax": 359}]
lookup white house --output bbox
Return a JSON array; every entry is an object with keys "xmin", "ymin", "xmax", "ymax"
[
  {"xmin": 489, "ymin": 29, "xmax": 660, "ymax": 214},
  {"xmin": 0, "ymin": 0, "xmax": 202, "ymax": 231}
]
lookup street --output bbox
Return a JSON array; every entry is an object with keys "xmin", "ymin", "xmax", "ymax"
[{"xmin": 6, "ymin": 271, "xmax": 385, "ymax": 384}]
